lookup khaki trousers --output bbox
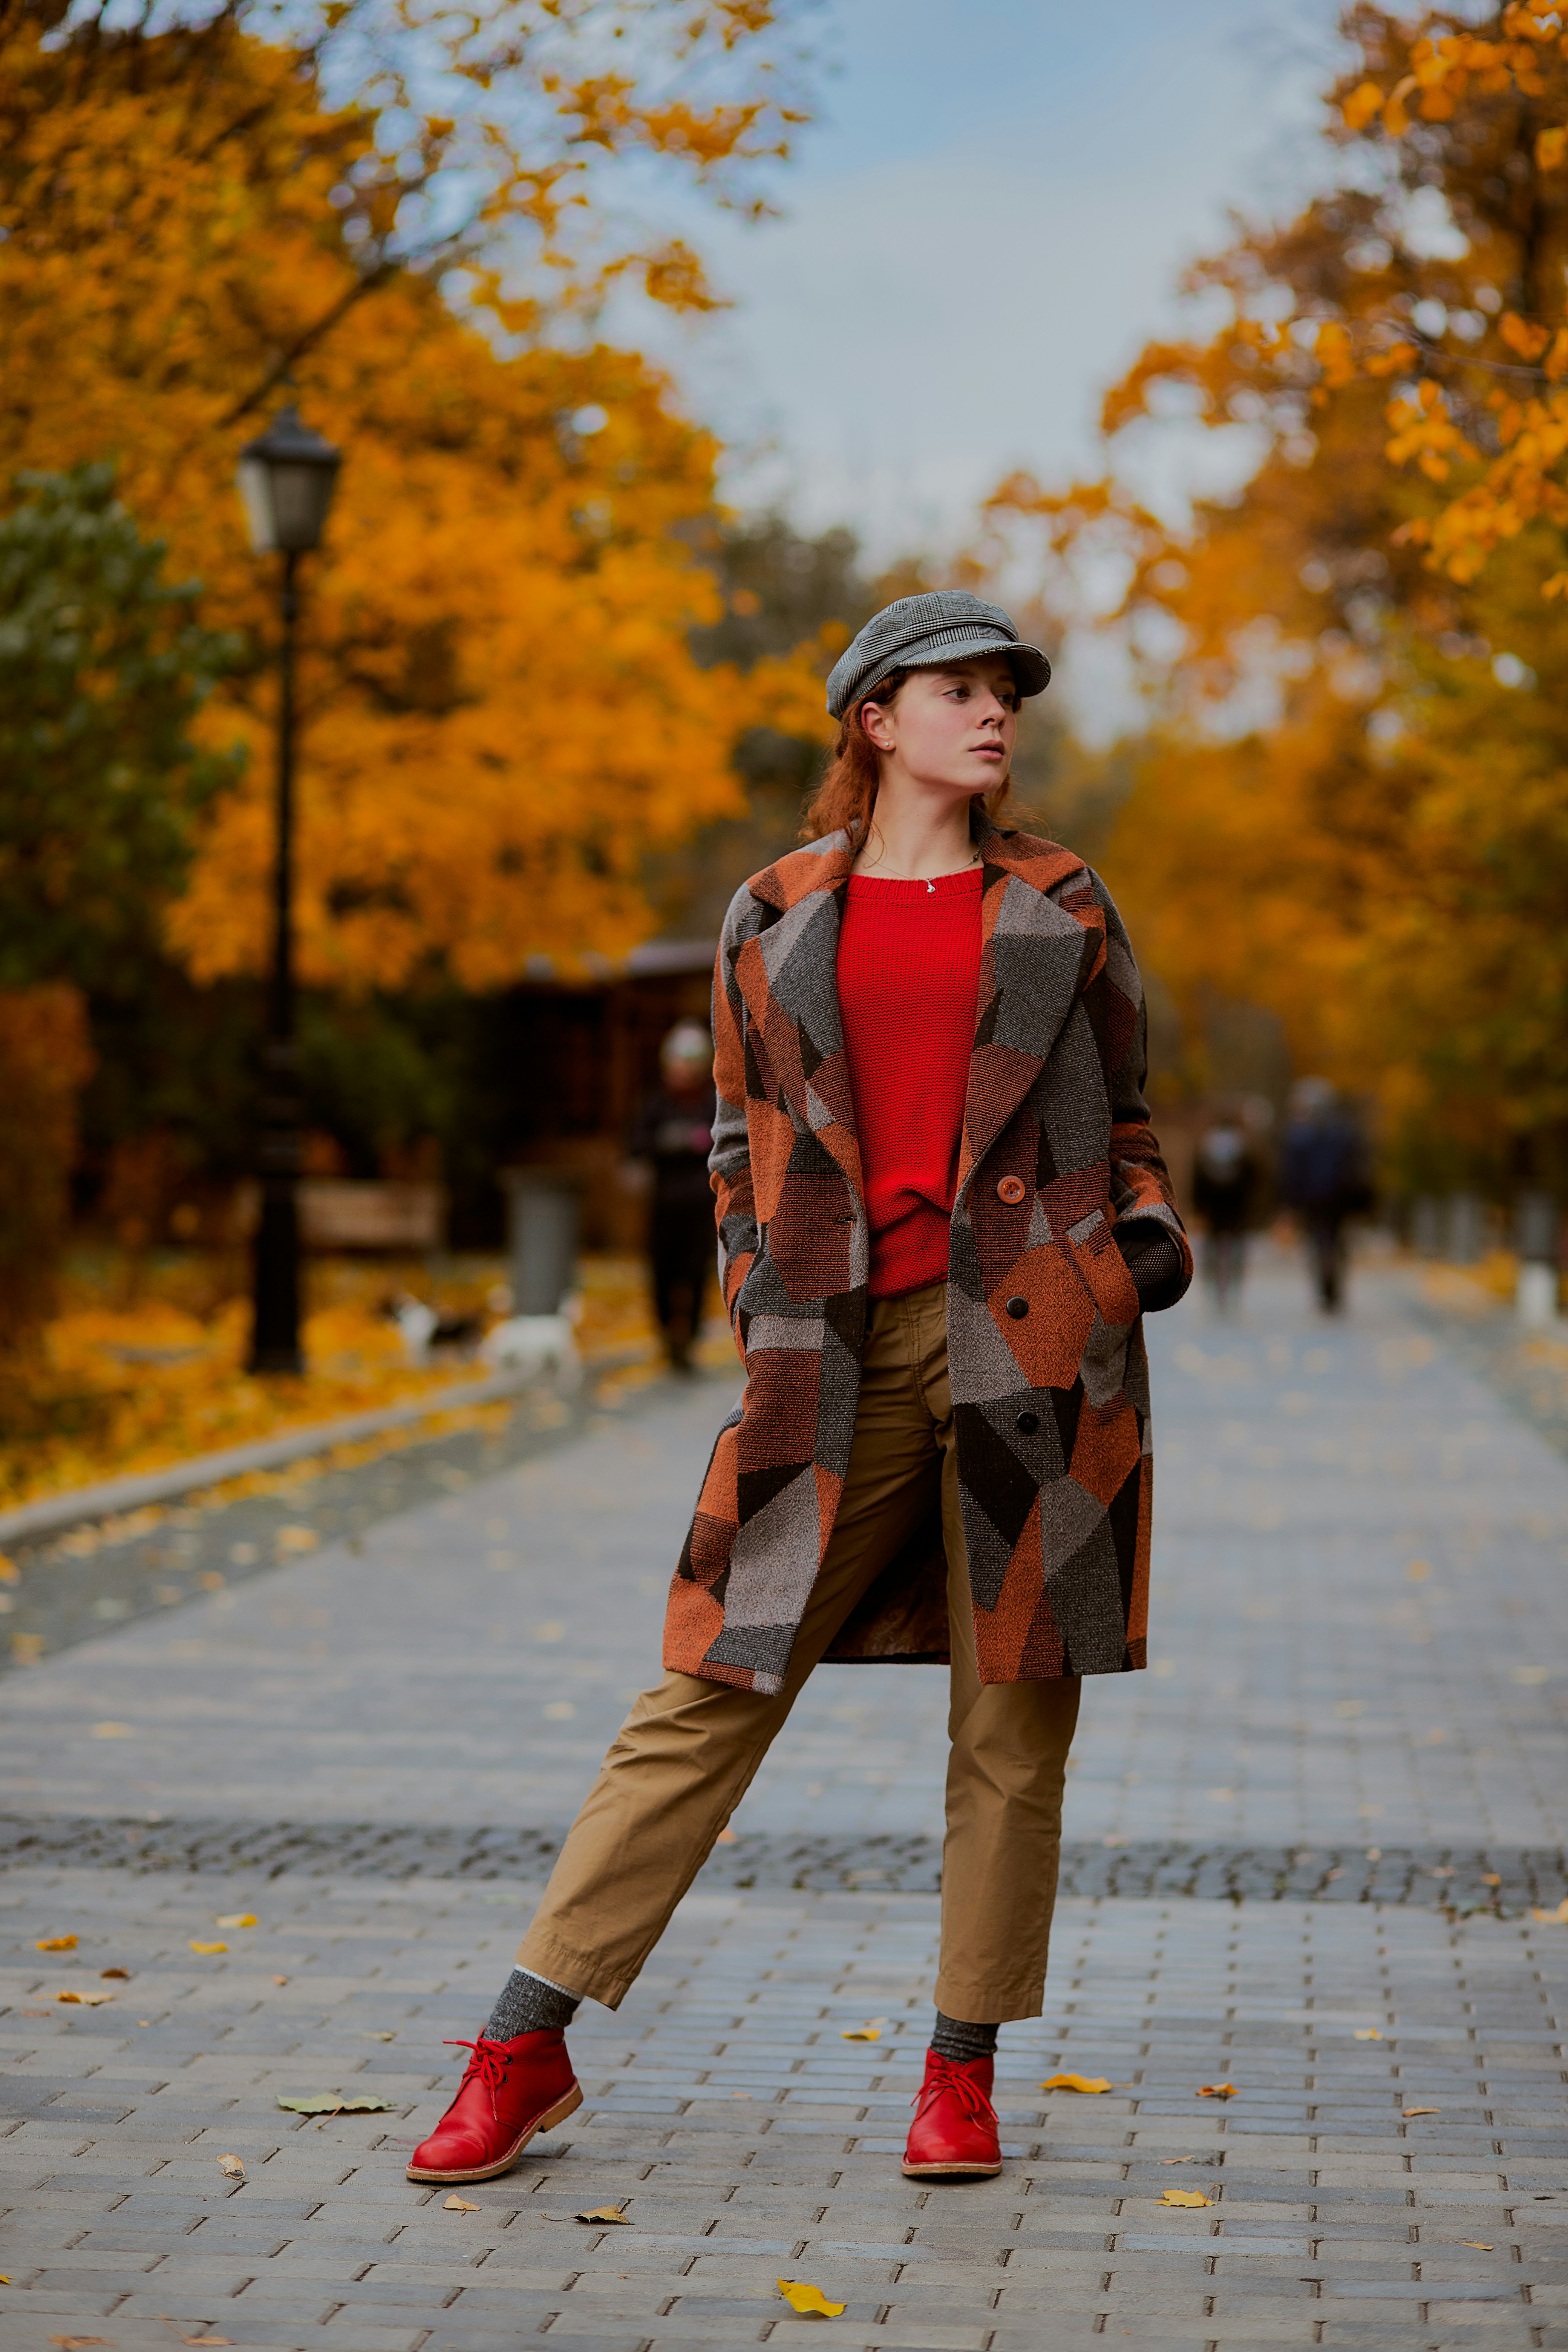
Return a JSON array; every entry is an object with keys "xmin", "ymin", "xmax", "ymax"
[{"xmin": 516, "ymin": 1279, "xmax": 1080, "ymax": 2022}]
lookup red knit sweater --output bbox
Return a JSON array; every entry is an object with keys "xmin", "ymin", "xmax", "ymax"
[{"xmin": 837, "ymin": 866, "xmax": 983, "ymax": 1298}]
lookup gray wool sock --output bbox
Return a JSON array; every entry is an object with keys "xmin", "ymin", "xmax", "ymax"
[
  {"xmin": 484, "ymin": 1967, "xmax": 580, "ymax": 2042},
  {"xmin": 929, "ymin": 2011, "xmax": 998, "ymax": 2064}
]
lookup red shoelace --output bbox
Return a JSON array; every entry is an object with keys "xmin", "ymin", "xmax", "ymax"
[
  {"xmin": 912, "ymin": 2056, "xmax": 998, "ymax": 2126},
  {"xmin": 444, "ymin": 2036, "xmax": 512, "ymax": 2119}
]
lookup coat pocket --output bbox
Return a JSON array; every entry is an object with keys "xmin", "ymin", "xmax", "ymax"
[{"xmin": 1064, "ymin": 1208, "xmax": 1141, "ymax": 1331}]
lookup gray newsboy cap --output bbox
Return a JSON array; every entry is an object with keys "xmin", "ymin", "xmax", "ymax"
[{"xmin": 825, "ymin": 589, "xmax": 1050, "ymax": 720}]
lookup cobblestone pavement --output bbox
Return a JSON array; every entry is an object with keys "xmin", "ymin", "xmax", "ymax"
[
  {"xmin": 2, "ymin": 1250, "xmax": 1566, "ymax": 2347},
  {"xmin": 5, "ymin": 1867, "xmax": 1567, "ymax": 2350}
]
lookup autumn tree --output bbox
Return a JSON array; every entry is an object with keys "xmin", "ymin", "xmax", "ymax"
[
  {"xmin": 0, "ymin": 464, "xmax": 243, "ymax": 992},
  {"xmin": 0, "ymin": 0, "xmax": 821, "ymax": 992},
  {"xmin": 986, "ymin": 3, "xmax": 1568, "ymax": 1194},
  {"xmin": 0, "ymin": 463, "xmax": 246, "ymax": 1343}
]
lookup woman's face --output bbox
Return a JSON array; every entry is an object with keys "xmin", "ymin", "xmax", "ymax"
[{"xmin": 861, "ymin": 655, "xmax": 1020, "ymax": 795}]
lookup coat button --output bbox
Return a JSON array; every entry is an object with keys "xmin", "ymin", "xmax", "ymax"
[
  {"xmin": 996, "ymin": 1174, "xmax": 1026, "ymax": 1205},
  {"xmin": 1005, "ymin": 1295, "xmax": 1028, "ymax": 1319},
  {"xmin": 1015, "ymin": 1410, "xmax": 1040, "ymax": 1435}
]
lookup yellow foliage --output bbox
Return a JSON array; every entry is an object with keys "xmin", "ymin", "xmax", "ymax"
[
  {"xmin": 1310, "ymin": 10, "xmax": 1568, "ymax": 588},
  {"xmin": 1341, "ymin": 80, "xmax": 1388, "ymax": 131},
  {"xmin": 0, "ymin": 1251, "xmax": 664, "ymax": 1510},
  {"xmin": 0, "ymin": 5, "xmax": 826, "ymax": 992},
  {"xmin": 989, "ymin": 11, "xmax": 1568, "ymax": 1180}
]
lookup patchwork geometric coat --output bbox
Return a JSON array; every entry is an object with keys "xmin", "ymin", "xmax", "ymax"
[{"xmin": 663, "ymin": 815, "xmax": 1191, "ymax": 1697}]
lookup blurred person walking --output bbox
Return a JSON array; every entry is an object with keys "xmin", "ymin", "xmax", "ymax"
[
  {"xmin": 1280, "ymin": 1077, "xmax": 1370, "ymax": 1314},
  {"xmin": 632, "ymin": 1021, "xmax": 717, "ymax": 1373},
  {"xmin": 1192, "ymin": 1113, "xmax": 1260, "ymax": 1315},
  {"xmin": 407, "ymin": 592, "xmax": 1191, "ymax": 2192}
]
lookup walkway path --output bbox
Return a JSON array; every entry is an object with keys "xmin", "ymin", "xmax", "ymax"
[{"xmin": 3, "ymin": 1251, "xmax": 1566, "ymax": 2348}]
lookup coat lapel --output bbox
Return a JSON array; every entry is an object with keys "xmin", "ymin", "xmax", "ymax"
[
  {"xmin": 956, "ymin": 818, "xmax": 1092, "ymax": 1202},
  {"xmin": 741, "ymin": 830, "xmax": 864, "ymax": 1207}
]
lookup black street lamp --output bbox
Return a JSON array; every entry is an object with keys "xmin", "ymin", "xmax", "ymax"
[{"xmin": 237, "ymin": 406, "xmax": 341, "ymax": 1374}]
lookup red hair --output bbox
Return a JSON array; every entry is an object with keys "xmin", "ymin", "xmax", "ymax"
[{"xmin": 799, "ymin": 666, "xmax": 1015, "ymax": 846}]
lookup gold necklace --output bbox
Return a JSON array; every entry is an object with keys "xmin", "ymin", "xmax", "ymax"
[{"xmin": 925, "ymin": 847, "xmax": 982, "ymax": 895}]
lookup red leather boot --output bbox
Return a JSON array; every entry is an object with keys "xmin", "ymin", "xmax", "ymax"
[
  {"xmin": 406, "ymin": 2030, "xmax": 582, "ymax": 2183},
  {"xmin": 901, "ymin": 2049, "xmax": 1001, "ymax": 2178}
]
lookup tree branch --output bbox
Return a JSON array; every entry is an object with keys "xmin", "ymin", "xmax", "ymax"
[{"xmin": 219, "ymin": 262, "xmax": 395, "ymax": 427}]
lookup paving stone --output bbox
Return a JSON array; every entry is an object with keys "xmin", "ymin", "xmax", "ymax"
[{"xmin": 0, "ymin": 1258, "xmax": 1563, "ymax": 2350}]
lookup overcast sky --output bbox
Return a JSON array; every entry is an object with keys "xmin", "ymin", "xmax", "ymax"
[{"xmin": 642, "ymin": 0, "xmax": 1349, "ymax": 563}]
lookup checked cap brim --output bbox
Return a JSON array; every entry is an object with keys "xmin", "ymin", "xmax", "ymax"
[{"xmin": 829, "ymin": 626, "xmax": 1050, "ymax": 719}]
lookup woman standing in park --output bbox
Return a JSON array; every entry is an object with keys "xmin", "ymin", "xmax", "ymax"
[{"xmin": 409, "ymin": 590, "xmax": 1192, "ymax": 2186}]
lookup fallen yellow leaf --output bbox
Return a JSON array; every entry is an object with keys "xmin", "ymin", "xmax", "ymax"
[
  {"xmin": 35, "ymin": 1935, "xmax": 77, "ymax": 1951},
  {"xmin": 1196, "ymin": 2083, "xmax": 1236, "ymax": 2099},
  {"xmin": 1481, "ymin": 1873, "xmax": 1502, "ymax": 1887},
  {"xmin": 272, "ymin": 1975, "xmax": 290, "ymax": 1985},
  {"xmin": 1461, "ymin": 2240, "xmax": 1493, "ymax": 2251},
  {"xmin": 214, "ymin": 1913, "xmax": 257, "ymax": 1929},
  {"xmin": 218, "ymin": 2154, "xmax": 245, "ymax": 2177},
  {"xmin": 778, "ymin": 2278, "xmax": 847, "ymax": 2317},
  {"xmin": 1531, "ymin": 1899, "xmax": 1568, "ymax": 1924},
  {"xmin": 361, "ymin": 2030, "xmax": 396, "ymax": 2040},
  {"xmin": 100, "ymin": 1967, "xmax": 131, "ymax": 1979},
  {"xmin": 1353, "ymin": 2027, "xmax": 1383, "ymax": 2040},
  {"xmin": 49, "ymin": 2337, "xmax": 109, "ymax": 2347},
  {"xmin": 183, "ymin": 2337, "xmax": 234, "ymax": 2346},
  {"xmin": 444, "ymin": 2194, "xmax": 480, "ymax": 2212},
  {"xmin": 190, "ymin": 1941, "xmax": 228, "ymax": 1954},
  {"xmin": 276, "ymin": 2092, "xmax": 395, "ymax": 2115},
  {"xmin": 1041, "ymin": 2073, "xmax": 1111, "ymax": 2093},
  {"xmin": 576, "ymin": 2203, "xmax": 632, "ymax": 2224},
  {"xmin": 56, "ymin": 1989, "xmax": 113, "ymax": 2005},
  {"xmin": 1160, "ymin": 2189, "xmax": 1211, "ymax": 2208},
  {"xmin": 841, "ymin": 2020, "xmax": 883, "ymax": 2041},
  {"xmin": 90, "ymin": 1723, "xmax": 133, "ymax": 1738},
  {"xmin": 1403, "ymin": 2106, "xmax": 1439, "ymax": 2118}
]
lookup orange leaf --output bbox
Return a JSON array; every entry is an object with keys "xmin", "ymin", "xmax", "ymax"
[
  {"xmin": 1041, "ymin": 2073, "xmax": 1111, "ymax": 2093},
  {"xmin": 35, "ymin": 1935, "xmax": 77, "ymax": 1951},
  {"xmin": 1461, "ymin": 2240, "xmax": 1493, "ymax": 2250},
  {"xmin": 1501, "ymin": 312, "xmax": 1551, "ymax": 360},
  {"xmin": 444, "ymin": 2194, "xmax": 480, "ymax": 2211},
  {"xmin": 1403, "ymin": 2107, "xmax": 1439, "ymax": 2117},
  {"xmin": 1341, "ymin": 80, "xmax": 1387, "ymax": 131},
  {"xmin": 56, "ymin": 1989, "xmax": 113, "ymax": 2006},
  {"xmin": 1160, "ymin": 2188, "xmax": 1211, "ymax": 2207},
  {"xmin": 1196, "ymin": 2083, "xmax": 1236, "ymax": 2099},
  {"xmin": 577, "ymin": 2202, "xmax": 632, "ymax": 2224},
  {"xmin": 189, "ymin": 1941, "xmax": 228, "ymax": 1954}
]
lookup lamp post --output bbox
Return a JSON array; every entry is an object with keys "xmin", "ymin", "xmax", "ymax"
[{"xmin": 236, "ymin": 406, "xmax": 341, "ymax": 1374}]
